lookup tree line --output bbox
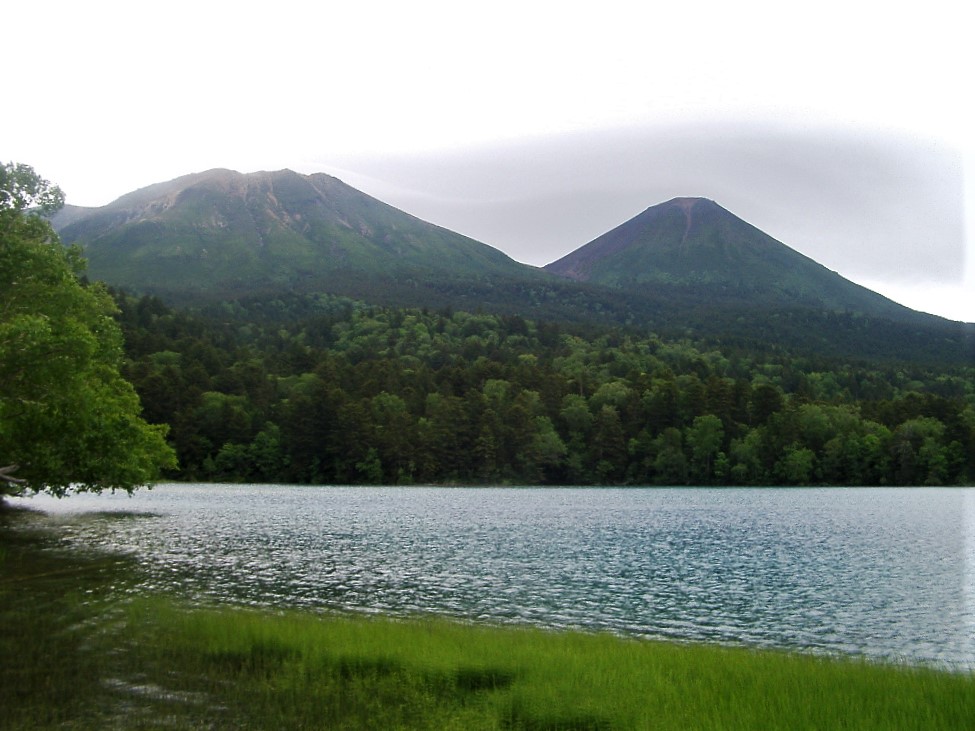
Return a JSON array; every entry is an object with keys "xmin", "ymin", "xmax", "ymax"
[{"xmin": 115, "ymin": 291, "xmax": 975, "ymax": 486}]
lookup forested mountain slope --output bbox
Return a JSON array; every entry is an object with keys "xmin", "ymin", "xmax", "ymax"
[
  {"xmin": 54, "ymin": 174, "xmax": 974, "ymax": 364},
  {"xmin": 53, "ymin": 168, "xmax": 547, "ymax": 303},
  {"xmin": 114, "ymin": 291, "xmax": 975, "ymax": 487},
  {"xmin": 545, "ymin": 197, "xmax": 923, "ymax": 322}
]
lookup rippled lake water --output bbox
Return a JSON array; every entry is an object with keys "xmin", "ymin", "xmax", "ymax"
[{"xmin": 16, "ymin": 484, "xmax": 975, "ymax": 669}]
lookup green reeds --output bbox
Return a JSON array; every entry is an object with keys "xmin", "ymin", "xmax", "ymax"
[{"xmin": 120, "ymin": 600, "xmax": 975, "ymax": 730}]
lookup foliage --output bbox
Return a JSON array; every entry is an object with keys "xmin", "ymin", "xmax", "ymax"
[
  {"xmin": 0, "ymin": 162, "xmax": 65, "ymax": 214},
  {"xmin": 111, "ymin": 290, "xmax": 975, "ymax": 486},
  {"xmin": 0, "ymin": 163, "xmax": 176, "ymax": 496}
]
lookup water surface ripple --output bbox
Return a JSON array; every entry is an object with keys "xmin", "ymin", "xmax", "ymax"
[{"xmin": 20, "ymin": 485, "xmax": 975, "ymax": 669}]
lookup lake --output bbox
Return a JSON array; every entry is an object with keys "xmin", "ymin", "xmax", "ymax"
[{"xmin": 15, "ymin": 484, "xmax": 975, "ymax": 669}]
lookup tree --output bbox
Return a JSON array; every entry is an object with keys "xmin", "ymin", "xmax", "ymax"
[
  {"xmin": 775, "ymin": 444, "xmax": 817, "ymax": 485},
  {"xmin": 527, "ymin": 416, "xmax": 568, "ymax": 483},
  {"xmin": 591, "ymin": 405, "xmax": 627, "ymax": 482},
  {"xmin": 749, "ymin": 382, "xmax": 784, "ymax": 425},
  {"xmin": 370, "ymin": 392, "xmax": 415, "ymax": 482},
  {"xmin": 728, "ymin": 429, "xmax": 766, "ymax": 485},
  {"xmin": 1, "ymin": 163, "xmax": 176, "ymax": 497},
  {"xmin": 890, "ymin": 417, "xmax": 947, "ymax": 486},
  {"xmin": 0, "ymin": 162, "xmax": 64, "ymax": 214},
  {"xmin": 652, "ymin": 427, "xmax": 687, "ymax": 485},
  {"xmin": 686, "ymin": 414, "xmax": 724, "ymax": 483}
]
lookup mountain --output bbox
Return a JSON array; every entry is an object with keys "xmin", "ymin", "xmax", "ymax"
[
  {"xmin": 53, "ymin": 175, "xmax": 973, "ymax": 363},
  {"xmin": 53, "ymin": 168, "xmax": 548, "ymax": 305},
  {"xmin": 544, "ymin": 196, "xmax": 920, "ymax": 322}
]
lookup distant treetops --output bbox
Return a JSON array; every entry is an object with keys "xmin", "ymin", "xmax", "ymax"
[{"xmin": 114, "ymin": 292, "xmax": 974, "ymax": 486}]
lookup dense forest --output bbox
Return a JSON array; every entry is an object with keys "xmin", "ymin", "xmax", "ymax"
[{"xmin": 112, "ymin": 290, "xmax": 975, "ymax": 486}]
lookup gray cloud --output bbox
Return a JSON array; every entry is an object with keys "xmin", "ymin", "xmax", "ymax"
[{"xmin": 320, "ymin": 121, "xmax": 965, "ymax": 284}]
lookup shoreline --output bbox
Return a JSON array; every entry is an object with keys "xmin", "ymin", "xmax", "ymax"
[{"xmin": 4, "ymin": 509, "xmax": 974, "ymax": 729}]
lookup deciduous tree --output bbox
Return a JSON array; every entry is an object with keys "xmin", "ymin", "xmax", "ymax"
[{"xmin": 0, "ymin": 163, "xmax": 175, "ymax": 496}]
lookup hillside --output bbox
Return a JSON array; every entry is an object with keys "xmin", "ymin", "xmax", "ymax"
[
  {"xmin": 544, "ymin": 197, "xmax": 922, "ymax": 323},
  {"xmin": 110, "ymin": 290, "xmax": 975, "ymax": 486},
  {"xmin": 54, "ymin": 168, "xmax": 547, "ymax": 304}
]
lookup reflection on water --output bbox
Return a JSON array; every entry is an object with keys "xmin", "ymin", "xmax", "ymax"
[{"xmin": 17, "ymin": 485, "xmax": 975, "ymax": 669}]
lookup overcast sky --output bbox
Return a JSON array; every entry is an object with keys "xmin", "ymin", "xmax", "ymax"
[{"xmin": 6, "ymin": 1, "xmax": 973, "ymax": 322}]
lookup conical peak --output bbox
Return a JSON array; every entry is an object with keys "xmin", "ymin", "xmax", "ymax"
[
  {"xmin": 667, "ymin": 196, "xmax": 708, "ymax": 208},
  {"xmin": 639, "ymin": 197, "xmax": 721, "ymax": 224}
]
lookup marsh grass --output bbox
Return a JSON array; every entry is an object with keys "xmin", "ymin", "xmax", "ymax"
[
  {"xmin": 109, "ymin": 600, "xmax": 975, "ymax": 730},
  {"xmin": 3, "ymin": 506, "xmax": 974, "ymax": 730}
]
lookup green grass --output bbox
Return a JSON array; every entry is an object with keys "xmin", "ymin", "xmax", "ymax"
[
  {"xmin": 3, "ymin": 506, "xmax": 975, "ymax": 730},
  {"xmin": 120, "ymin": 601, "xmax": 975, "ymax": 730}
]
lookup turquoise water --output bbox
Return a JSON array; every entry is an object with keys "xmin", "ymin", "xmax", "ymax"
[{"xmin": 18, "ymin": 485, "xmax": 975, "ymax": 668}]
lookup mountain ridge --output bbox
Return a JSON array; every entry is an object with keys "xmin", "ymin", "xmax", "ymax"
[{"xmin": 50, "ymin": 170, "xmax": 974, "ymax": 363}]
